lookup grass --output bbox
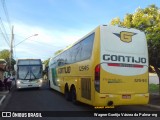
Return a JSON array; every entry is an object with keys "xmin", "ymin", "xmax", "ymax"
[{"xmin": 149, "ymin": 84, "xmax": 159, "ymax": 93}]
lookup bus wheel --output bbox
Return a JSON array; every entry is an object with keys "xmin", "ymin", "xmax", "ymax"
[
  {"xmin": 71, "ymin": 87, "xmax": 77, "ymax": 104},
  {"xmin": 48, "ymin": 81, "xmax": 51, "ymax": 89},
  {"xmin": 65, "ymin": 86, "xmax": 71, "ymax": 101}
]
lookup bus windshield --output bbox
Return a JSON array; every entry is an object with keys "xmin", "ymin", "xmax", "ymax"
[{"xmin": 18, "ymin": 65, "xmax": 42, "ymax": 80}]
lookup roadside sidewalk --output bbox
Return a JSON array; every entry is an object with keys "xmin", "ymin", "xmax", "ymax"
[
  {"xmin": 147, "ymin": 93, "xmax": 160, "ymax": 109},
  {"xmin": 0, "ymin": 81, "xmax": 15, "ymax": 106},
  {"xmin": 0, "ymin": 90, "xmax": 9, "ymax": 105}
]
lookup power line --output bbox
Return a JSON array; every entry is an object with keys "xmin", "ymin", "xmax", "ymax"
[
  {"xmin": 0, "ymin": 17, "xmax": 10, "ymax": 43},
  {"xmin": 0, "ymin": 27, "xmax": 9, "ymax": 46},
  {"xmin": 31, "ymin": 39, "xmax": 64, "ymax": 48},
  {"xmin": 0, "ymin": 0, "xmax": 11, "ymax": 48},
  {"xmin": 1, "ymin": 0, "xmax": 12, "ymax": 31}
]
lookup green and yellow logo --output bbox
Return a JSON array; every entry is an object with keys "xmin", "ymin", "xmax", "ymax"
[{"xmin": 113, "ymin": 31, "xmax": 137, "ymax": 43}]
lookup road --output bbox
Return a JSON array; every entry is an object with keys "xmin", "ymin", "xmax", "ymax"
[{"xmin": 0, "ymin": 81, "xmax": 159, "ymax": 120}]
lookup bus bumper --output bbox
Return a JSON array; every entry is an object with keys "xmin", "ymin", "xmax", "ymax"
[
  {"xmin": 93, "ymin": 93, "xmax": 149, "ymax": 107},
  {"xmin": 16, "ymin": 80, "xmax": 43, "ymax": 89}
]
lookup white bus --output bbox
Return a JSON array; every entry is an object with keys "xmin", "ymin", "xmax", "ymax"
[{"xmin": 14, "ymin": 59, "xmax": 43, "ymax": 89}]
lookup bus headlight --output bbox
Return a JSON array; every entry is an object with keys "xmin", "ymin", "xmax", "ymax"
[
  {"xmin": 39, "ymin": 79, "xmax": 43, "ymax": 83},
  {"xmin": 17, "ymin": 80, "xmax": 21, "ymax": 84}
]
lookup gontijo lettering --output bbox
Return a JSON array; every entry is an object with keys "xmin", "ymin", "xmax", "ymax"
[
  {"xmin": 58, "ymin": 66, "xmax": 71, "ymax": 74},
  {"xmin": 103, "ymin": 54, "xmax": 146, "ymax": 64}
]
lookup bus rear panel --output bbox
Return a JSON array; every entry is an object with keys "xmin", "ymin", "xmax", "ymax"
[{"xmin": 94, "ymin": 25, "xmax": 149, "ymax": 106}]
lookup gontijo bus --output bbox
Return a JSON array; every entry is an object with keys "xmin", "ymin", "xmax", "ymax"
[
  {"xmin": 48, "ymin": 25, "xmax": 149, "ymax": 107},
  {"xmin": 14, "ymin": 59, "xmax": 43, "ymax": 89}
]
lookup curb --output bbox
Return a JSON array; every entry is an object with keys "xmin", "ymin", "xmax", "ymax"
[
  {"xmin": 0, "ymin": 91, "xmax": 9, "ymax": 94},
  {"xmin": 147, "ymin": 104, "xmax": 160, "ymax": 109},
  {"xmin": 150, "ymin": 93, "xmax": 159, "ymax": 96},
  {"xmin": 0, "ymin": 95, "xmax": 6, "ymax": 105}
]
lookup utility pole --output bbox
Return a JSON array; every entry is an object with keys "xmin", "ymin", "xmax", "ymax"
[{"xmin": 9, "ymin": 26, "xmax": 14, "ymax": 74}]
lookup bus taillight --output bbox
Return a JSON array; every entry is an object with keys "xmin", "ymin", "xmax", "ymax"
[{"xmin": 95, "ymin": 64, "xmax": 100, "ymax": 92}]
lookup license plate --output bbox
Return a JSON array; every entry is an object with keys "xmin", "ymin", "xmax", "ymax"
[
  {"xmin": 28, "ymin": 85, "xmax": 32, "ymax": 87},
  {"xmin": 122, "ymin": 94, "xmax": 131, "ymax": 99}
]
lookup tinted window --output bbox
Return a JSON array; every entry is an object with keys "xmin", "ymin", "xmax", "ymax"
[
  {"xmin": 81, "ymin": 33, "xmax": 94, "ymax": 61},
  {"xmin": 52, "ymin": 33, "xmax": 94, "ymax": 66},
  {"xmin": 18, "ymin": 66, "xmax": 42, "ymax": 80}
]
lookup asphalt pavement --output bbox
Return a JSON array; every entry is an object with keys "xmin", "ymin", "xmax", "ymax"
[
  {"xmin": 0, "ymin": 86, "xmax": 160, "ymax": 110},
  {"xmin": 148, "ymin": 93, "xmax": 160, "ymax": 109}
]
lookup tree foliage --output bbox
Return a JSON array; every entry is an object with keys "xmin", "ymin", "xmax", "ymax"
[
  {"xmin": 43, "ymin": 58, "xmax": 50, "ymax": 67},
  {"xmin": 0, "ymin": 49, "xmax": 10, "ymax": 61},
  {"xmin": 54, "ymin": 49, "xmax": 63, "ymax": 56},
  {"xmin": 0, "ymin": 49, "xmax": 16, "ymax": 70},
  {"xmin": 110, "ymin": 4, "xmax": 160, "ymax": 93},
  {"xmin": 111, "ymin": 4, "xmax": 160, "ymax": 66}
]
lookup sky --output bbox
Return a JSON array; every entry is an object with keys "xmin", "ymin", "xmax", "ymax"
[{"xmin": 0, "ymin": 0, "xmax": 160, "ymax": 61}]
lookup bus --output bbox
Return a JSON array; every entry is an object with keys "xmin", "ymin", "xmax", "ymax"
[
  {"xmin": 14, "ymin": 59, "xmax": 43, "ymax": 89},
  {"xmin": 48, "ymin": 25, "xmax": 149, "ymax": 107}
]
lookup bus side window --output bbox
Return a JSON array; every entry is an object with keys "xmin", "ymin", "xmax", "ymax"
[
  {"xmin": 75, "ymin": 42, "xmax": 82, "ymax": 62},
  {"xmin": 81, "ymin": 33, "xmax": 94, "ymax": 60}
]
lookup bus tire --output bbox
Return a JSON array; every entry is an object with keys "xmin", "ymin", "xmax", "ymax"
[
  {"xmin": 65, "ymin": 85, "xmax": 71, "ymax": 101},
  {"xmin": 48, "ymin": 81, "xmax": 51, "ymax": 89},
  {"xmin": 71, "ymin": 87, "xmax": 77, "ymax": 104}
]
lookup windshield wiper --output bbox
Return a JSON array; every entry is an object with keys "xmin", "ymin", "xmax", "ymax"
[
  {"xmin": 30, "ymin": 70, "xmax": 37, "ymax": 79},
  {"xmin": 24, "ymin": 70, "xmax": 29, "ymax": 79}
]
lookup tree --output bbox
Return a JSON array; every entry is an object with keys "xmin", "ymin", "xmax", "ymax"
[
  {"xmin": 110, "ymin": 17, "xmax": 121, "ymax": 26},
  {"xmin": 54, "ymin": 49, "xmax": 63, "ymax": 56},
  {"xmin": 42, "ymin": 58, "xmax": 50, "ymax": 78},
  {"xmin": 43, "ymin": 58, "xmax": 50, "ymax": 67},
  {"xmin": 110, "ymin": 4, "xmax": 160, "ymax": 94},
  {"xmin": 0, "ymin": 49, "xmax": 16, "ymax": 71}
]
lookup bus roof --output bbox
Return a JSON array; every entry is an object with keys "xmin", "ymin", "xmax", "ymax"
[
  {"xmin": 17, "ymin": 59, "xmax": 42, "ymax": 65},
  {"xmin": 16, "ymin": 58, "xmax": 41, "ymax": 60}
]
